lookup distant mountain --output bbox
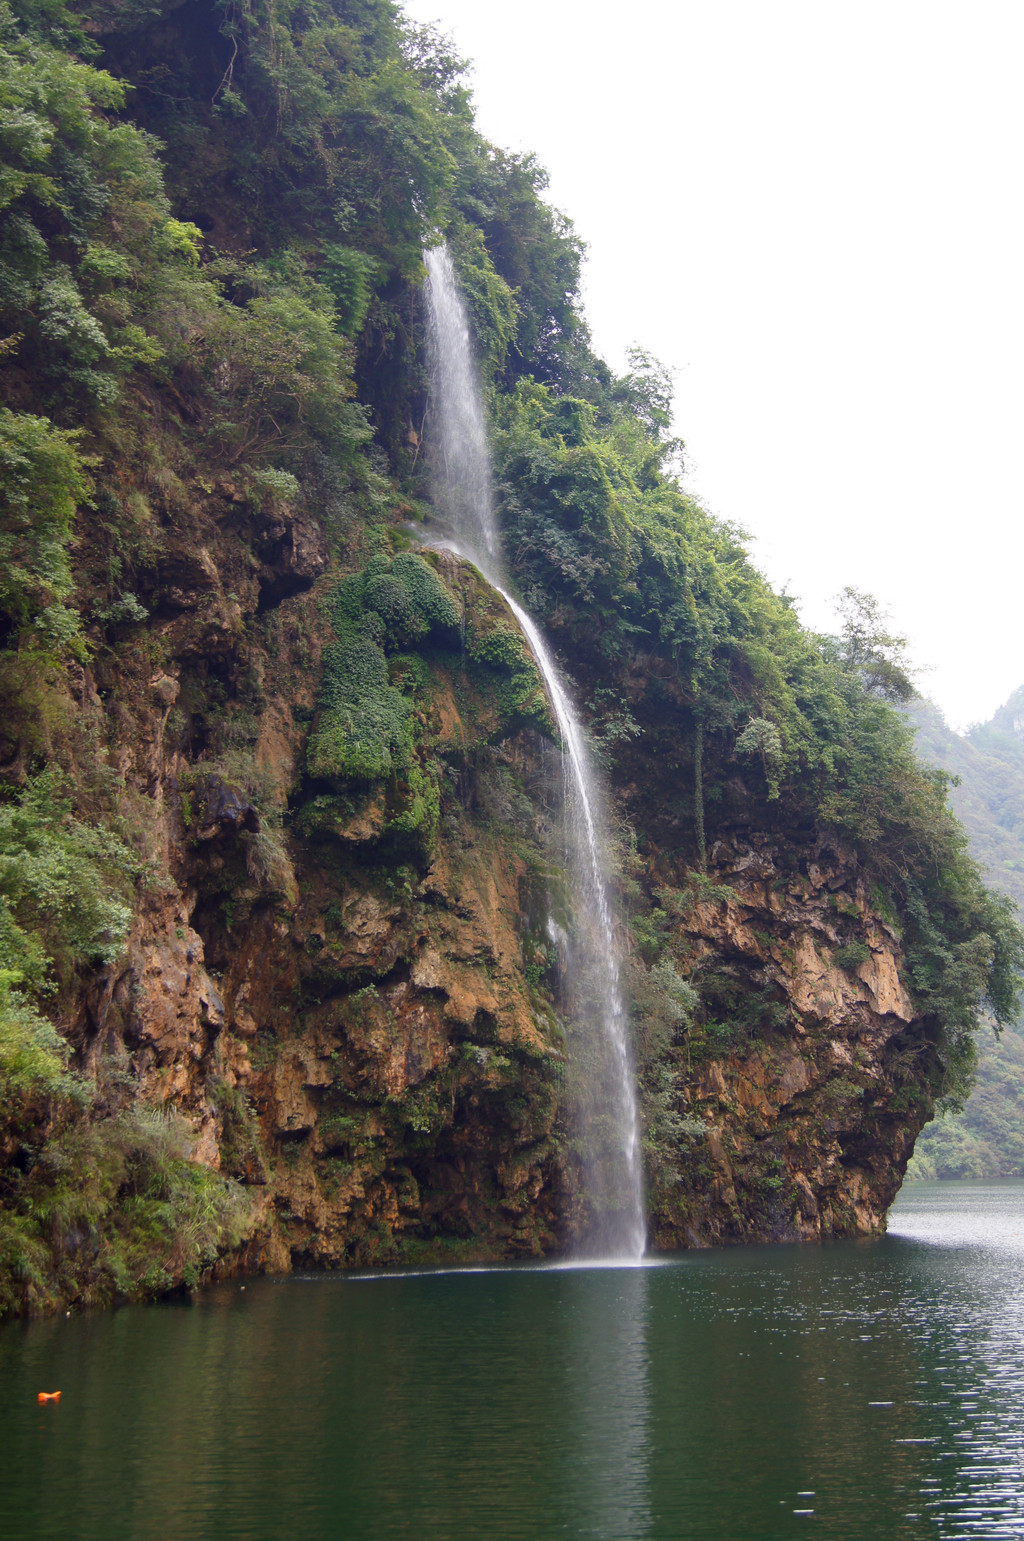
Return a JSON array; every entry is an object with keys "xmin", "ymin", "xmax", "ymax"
[{"xmin": 909, "ymin": 689, "xmax": 1024, "ymax": 1178}]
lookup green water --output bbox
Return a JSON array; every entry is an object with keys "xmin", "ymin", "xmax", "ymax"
[{"xmin": 3, "ymin": 1181, "xmax": 1024, "ymax": 1539}]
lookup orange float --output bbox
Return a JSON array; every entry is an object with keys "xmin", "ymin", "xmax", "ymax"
[{"xmin": 37, "ymin": 1391, "xmax": 61, "ymax": 1403}]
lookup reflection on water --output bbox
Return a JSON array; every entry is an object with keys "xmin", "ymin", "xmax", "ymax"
[
  {"xmin": 4, "ymin": 1183, "xmax": 1024, "ymax": 1539},
  {"xmin": 564, "ymin": 1267, "xmax": 651, "ymax": 1539}
]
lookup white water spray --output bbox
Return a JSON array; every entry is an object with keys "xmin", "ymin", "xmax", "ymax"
[
  {"xmin": 423, "ymin": 243, "xmax": 645, "ymax": 1260},
  {"xmin": 423, "ymin": 245, "xmax": 500, "ymax": 568}
]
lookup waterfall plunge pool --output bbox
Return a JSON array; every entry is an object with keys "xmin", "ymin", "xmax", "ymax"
[{"xmin": 4, "ymin": 1180, "xmax": 1024, "ymax": 1540}]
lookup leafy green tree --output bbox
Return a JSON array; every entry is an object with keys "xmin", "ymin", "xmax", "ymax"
[{"xmin": 834, "ymin": 586, "xmax": 916, "ymax": 703}]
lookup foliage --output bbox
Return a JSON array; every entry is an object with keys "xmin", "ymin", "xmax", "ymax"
[
  {"xmin": 445, "ymin": 221, "xmax": 517, "ymax": 381},
  {"xmin": 832, "ymin": 940, "xmax": 871, "ymax": 970},
  {"xmin": 0, "ymin": 406, "xmax": 92, "ymax": 639},
  {"xmin": 466, "ymin": 621, "xmax": 553, "ymax": 737},
  {"xmin": 910, "ymin": 1014, "xmax": 1024, "ymax": 1179},
  {"xmin": 0, "ymin": 0, "xmax": 218, "ymax": 418},
  {"xmin": 308, "ymin": 551, "xmax": 548, "ymax": 860},
  {"xmin": 735, "ymin": 716, "xmax": 783, "ymax": 800},
  {"xmin": 833, "ymin": 587, "xmax": 915, "ymax": 704},
  {"xmin": 466, "ymin": 148, "xmax": 588, "ymax": 389},
  {"xmin": 0, "ymin": 1104, "xmax": 253, "ymax": 1315},
  {"xmin": 0, "ymin": 967, "xmax": 75, "ymax": 1105},
  {"xmin": 310, "ymin": 552, "xmax": 458, "ymax": 798},
  {"xmin": 311, "ymin": 636, "xmax": 415, "ymax": 783},
  {"xmin": 631, "ymin": 955, "xmax": 702, "ymax": 1194},
  {"xmin": 199, "ymin": 257, "xmax": 371, "ymax": 472},
  {"xmin": 0, "ymin": 769, "xmax": 137, "ymax": 1149},
  {"xmin": 0, "ymin": 766, "xmax": 136, "ymax": 986},
  {"xmin": 307, "ymin": 553, "xmax": 470, "ymax": 855},
  {"xmin": 489, "ymin": 366, "xmax": 1023, "ymax": 1092}
]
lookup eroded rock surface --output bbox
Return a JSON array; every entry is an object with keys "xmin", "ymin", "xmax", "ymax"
[
  {"xmin": 24, "ymin": 503, "xmax": 942, "ymax": 1294},
  {"xmin": 647, "ymin": 835, "xmax": 931, "ymax": 1248}
]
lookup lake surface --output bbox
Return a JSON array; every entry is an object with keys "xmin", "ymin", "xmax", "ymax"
[{"xmin": 3, "ymin": 1181, "xmax": 1024, "ymax": 1540}]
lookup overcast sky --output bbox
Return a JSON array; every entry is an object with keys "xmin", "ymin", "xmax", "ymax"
[{"xmin": 402, "ymin": 0, "xmax": 1023, "ymax": 731}]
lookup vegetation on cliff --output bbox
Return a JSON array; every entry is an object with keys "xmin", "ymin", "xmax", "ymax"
[{"xmin": 0, "ymin": 0, "xmax": 1019, "ymax": 1311}]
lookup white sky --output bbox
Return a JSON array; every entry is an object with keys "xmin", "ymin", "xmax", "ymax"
[{"xmin": 402, "ymin": 0, "xmax": 1024, "ymax": 731}]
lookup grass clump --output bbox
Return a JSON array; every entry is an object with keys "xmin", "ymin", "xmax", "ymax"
[{"xmin": 833, "ymin": 940, "xmax": 871, "ymax": 970}]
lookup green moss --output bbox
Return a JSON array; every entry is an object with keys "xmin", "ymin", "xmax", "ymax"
[
  {"xmin": 327, "ymin": 554, "xmax": 460, "ymax": 654},
  {"xmin": 383, "ymin": 761, "xmax": 440, "ymax": 847},
  {"xmin": 309, "ymin": 558, "xmax": 463, "ymax": 798},
  {"xmin": 389, "ymin": 553, "xmax": 462, "ymax": 635},
  {"xmin": 308, "ymin": 555, "xmax": 545, "ymax": 861},
  {"xmin": 468, "ymin": 625, "xmax": 528, "ymax": 672},
  {"xmin": 388, "ymin": 652, "xmax": 429, "ymax": 694},
  {"xmin": 467, "ymin": 623, "xmax": 554, "ymax": 738}
]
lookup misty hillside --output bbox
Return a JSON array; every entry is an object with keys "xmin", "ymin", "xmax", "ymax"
[{"xmin": 910, "ymin": 690, "xmax": 1024, "ymax": 1178}]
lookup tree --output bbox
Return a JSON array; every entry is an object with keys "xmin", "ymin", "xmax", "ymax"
[{"xmin": 834, "ymin": 586, "xmax": 916, "ymax": 703}]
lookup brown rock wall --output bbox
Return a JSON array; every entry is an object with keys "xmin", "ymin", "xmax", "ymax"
[
  {"xmin": 40, "ymin": 483, "xmax": 937, "ymax": 1299},
  {"xmin": 644, "ymin": 833, "xmax": 937, "ymax": 1249}
]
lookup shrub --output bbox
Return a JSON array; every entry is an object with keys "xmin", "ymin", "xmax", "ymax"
[
  {"xmin": 0, "ymin": 1104, "xmax": 254, "ymax": 1316},
  {"xmin": 0, "ymin": 969, "xmax": 76, "ymax": 1104},
  {"xmin": 467, "ymin": 623, "xmax": 553, "ymax": 736},
  {"xmin": 0, "ymin": 409, "xmax": 90, "ymax": 650},
  {"xmin": 388, "ymin": 552, "xmax": 461, "ymax": 634},
  {"xmin": 308, "ymin": 555, "xmax": 460, "ymax": 793},
  {"xmin": 0, "ymin": 766, "xmax": 137, "ymax": 982},
  {"xmin": 309, "ymin": 636, "xmax": 414, "ymax": 784},
  {"xmin": 833, "ymin": 940, "xmax": 871, "ymax": 970}
]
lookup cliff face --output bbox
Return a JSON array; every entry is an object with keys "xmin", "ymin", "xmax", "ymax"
[
  {"xmin": 38, "ymin": 480, "xmax": 936, "ymax": 1303},
  {"xmin": 3, "ymin": 0, "xmax": 1008, "ymax": 1317},
  {"xmin": 647, "ymin": 834, "xmax": 931, "ymax": 1248},
  {"xmin": 62, "ymin": 485, "xmax": 573, "ymax": 1283}
]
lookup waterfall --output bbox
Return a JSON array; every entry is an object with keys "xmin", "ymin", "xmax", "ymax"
[
  {"xmin": 423, "ymin": 242, "xmax": 646, "ymax": 1261},
  {"xmin": 423, "ymin": 245, "xmax": 501, "ymax": 569}
]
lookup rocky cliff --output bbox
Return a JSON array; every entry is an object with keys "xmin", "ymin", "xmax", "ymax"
[
  {"xmin": 646, "ymin": 834, "xmax": 930, "ymax": 1247},
  {"xmin": 0, "ymin": 0, "xmax": 1016, "ymax": 1316},
  {"xmin": 33, "ymin": 481, "xmax": 939, "ymax": 1303}
]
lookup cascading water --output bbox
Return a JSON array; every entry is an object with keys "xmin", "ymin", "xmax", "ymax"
[
  {"xmin": 423, "ymin": 245, "xmax": 501, "ymax": 569},
  {"xmin": 496, "ymin": 591, "xmax": 646, "ymax": 1259},
  {"xmin": 423, "ymin": 242, "xmax": 646, "ymax": 1260}
]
